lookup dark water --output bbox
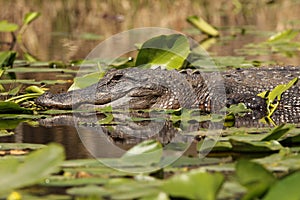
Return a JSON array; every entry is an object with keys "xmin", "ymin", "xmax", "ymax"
[{"xmin": 1, "ymin": 0, "xmax": 300, "ymax": 159}]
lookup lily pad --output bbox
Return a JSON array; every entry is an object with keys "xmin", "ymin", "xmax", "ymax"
[
  {"xmin": 68, "ymin": 71, "xmax": 104, "ymax": 91},
  {"xmin": 261, "ymin": 124, "xmax": 294, "ymax": 141},
  {"xmin": 66, "ymin": 184, "xmax": 108, "ymax": 197},
  {"xmin": 135, "ymin": 34, "xmax": 190, "ymax": 70},
  {"xmin": 236, "ymin": 160, "xmax": 276, "ymax": 200},
  {"xmin": 0, "ymin": 143, "xmax": 44, "ymax": 151},
  {"xmin": 0, "ymin": 129, "xmax": 14, "ymax": 137},
  {"xmin": 0, "ymin": 101, "xmax": 33, "ymax": 114},
  {"xmin": 263, "ymin": 171, "xmax": 300, "ymax": 200},
  {"xmin": 162, "ymin": 169, "xmax": 224, "ymax": 200},
  {"xmin": 229, "ymin": 139, "xmax": 283, "ymax": 153},
  {"xmin": 0, "ymin": 143, "xmax": 65, "ymax": 194},
  {"xmin": 121, "ymin": 140, "xmax": 163, "ymax": 167}
]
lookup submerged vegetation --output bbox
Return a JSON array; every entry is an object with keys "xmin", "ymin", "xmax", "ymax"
[{"xmin": 2, "ymin": 1, "xmax": 300, "ymax": 199}]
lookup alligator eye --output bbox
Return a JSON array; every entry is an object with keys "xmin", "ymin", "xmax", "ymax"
[
  {"xmin": 111, "ymin": 74, "xmax": 123, "ymax": 81},
  {"xmin": 192, "ymin": 70, "xmax": 201, "ymax": 75}
]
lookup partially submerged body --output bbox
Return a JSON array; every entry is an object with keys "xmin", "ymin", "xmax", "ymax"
[{"xmin": 35, "ymin": 66, "xmax": 300, "ymax": 115}]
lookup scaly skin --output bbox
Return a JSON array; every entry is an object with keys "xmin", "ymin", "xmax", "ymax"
[{"xmin": 35, "ymin": 66, "xmax": 300, "ymax": 114}]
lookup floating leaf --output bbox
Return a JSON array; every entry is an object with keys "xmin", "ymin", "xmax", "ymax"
[
  {"xmin": 162, "ymin": 169, "xmax": 224, "ymax": 200},
  {"xmin": 261, "ymin": 124, "xmax": 294, "ymax": 141},
  {"xmin": 254, "ymin": 151, "xmax": 300, "ymax": 172},
  {"xmin": 0, "ymin": 129, "xmax": 14, "ymax": 137},
  {"xmin": 104, "ymin": 178, "xmax": 160, "ymax": 199},
  {"xmin": 67, "ymin": 184, "xmax": 108, "ymax": 197},
  {"xmin": 229, "ymin": 139, "xmax": 282, "ymax": 153},
  {"xmin": 0, "ymin": 119, "xmax": 24, "ymax": 129},
  {"xmin": 0, "ymin": 20, "xmax": 19, "ymax": 32},
  {"xmin": 263, "ymin": 172, "xmax": 300, "ymax": 200},
  {"xmin": 0, "ymin": 143, "xmax": 45, "ymax": 151},
  {"xmin": 280, "ymin": 133, "xmax": 300, "ymax": 145},
  {"xmin": 68, "ymin": 71, "xmax": 104, "ymax": 91},
  {"xmin": 236, "ymin": 160, "xmax": 276, "ymax": 200},
  {"xmin": 135, "ymin": 34, "xmax": 190, "ymax": 70},
  {"xmin": 186, "ymin": 16, "xmax": 219, "ymax": 37},
  {"xmin": 0, "ymin": 143, "xmax": 65, "ymax": 194},
  {"xmin": 8, "ymin": 85, "xmax": 22, "ymax": 96},
  {"xmin": 121, "ymin": 140, "xmax": 163, "ymax": 167},
  {"xmin": 0, "ymin": 101, "xmax": 33, "ymax": 114},
  {"xmin": 23, "ymin": 12, "xmax": 41, "ymax": 25}
]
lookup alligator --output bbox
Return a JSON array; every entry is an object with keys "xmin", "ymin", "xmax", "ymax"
[{"xmin": 35, "ymin": 66, "xmax": 300, "ymax": 118}]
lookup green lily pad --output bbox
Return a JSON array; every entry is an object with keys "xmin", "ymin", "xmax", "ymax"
[
  {"xmin": 68, "ymin": 71, "xmax": 104, "ymax": 91},
  {"xmin": 0, "ymin": 143, "xmax": 44, "ymax": 151},
  {"xmin": 254, "ymin": 150, "xmax": 300, "ymax": 172},
  {"xmin": 280, "ymin": 133, "xmax": 300, "ymax": 145},
  {"xmin": 261, "ymin": 124, "xmax": 294, "ymax": 141},
  {"xmin": 67, "ymin": 184, "xmax": 108, "ymax": 197},
  {"xmin": 0, "ymin": 101, "xmax": 33, "ymax": 114},
  {"xmin": 162, "ymin": 169, "xmax": 224, "ymax": 200},
  {"xmin": 0, "ymin": 129, "xmax": 14, "ymax": 137},
  {"xmin": 121, "ymin": 140, "xmax": 163, "ymax": 167},
  {"xmin": 0, "ymin": 119, "xmax": 24, "ymax": 129},
  {"xmin": 135, "ymin": 34, "xmax": 190, "ymax": 70},
  {"xmin": 0, "ymin": 143, "xmax": 65, "ymax": 194},
  {"xmin": 105, "ymin": 178, "xmax": 160, "ymax": 199},
  {"xmin": 263, "ymin": 171, "xmax": 300, "ymax": 200},
  {"xmin": 229, "ymin": 139, "xmax": 283, "ymax": 153},
  {"xmin": 236, "ymin": 159, "xmax": 276, "ymax": 200}
]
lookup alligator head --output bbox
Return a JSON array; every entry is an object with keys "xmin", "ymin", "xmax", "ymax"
[{"xmin": 35, "ymin": 68, "xmax": 205, "ymax": 110}]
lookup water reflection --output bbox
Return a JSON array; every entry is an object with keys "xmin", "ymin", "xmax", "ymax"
[
  {"xmin": 2, "ymin": 123, "xmax": 92, "ymax": 159},
  {"xmin": 36, "ymin": 111, "xmax": 197, "ymax": 159}
]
